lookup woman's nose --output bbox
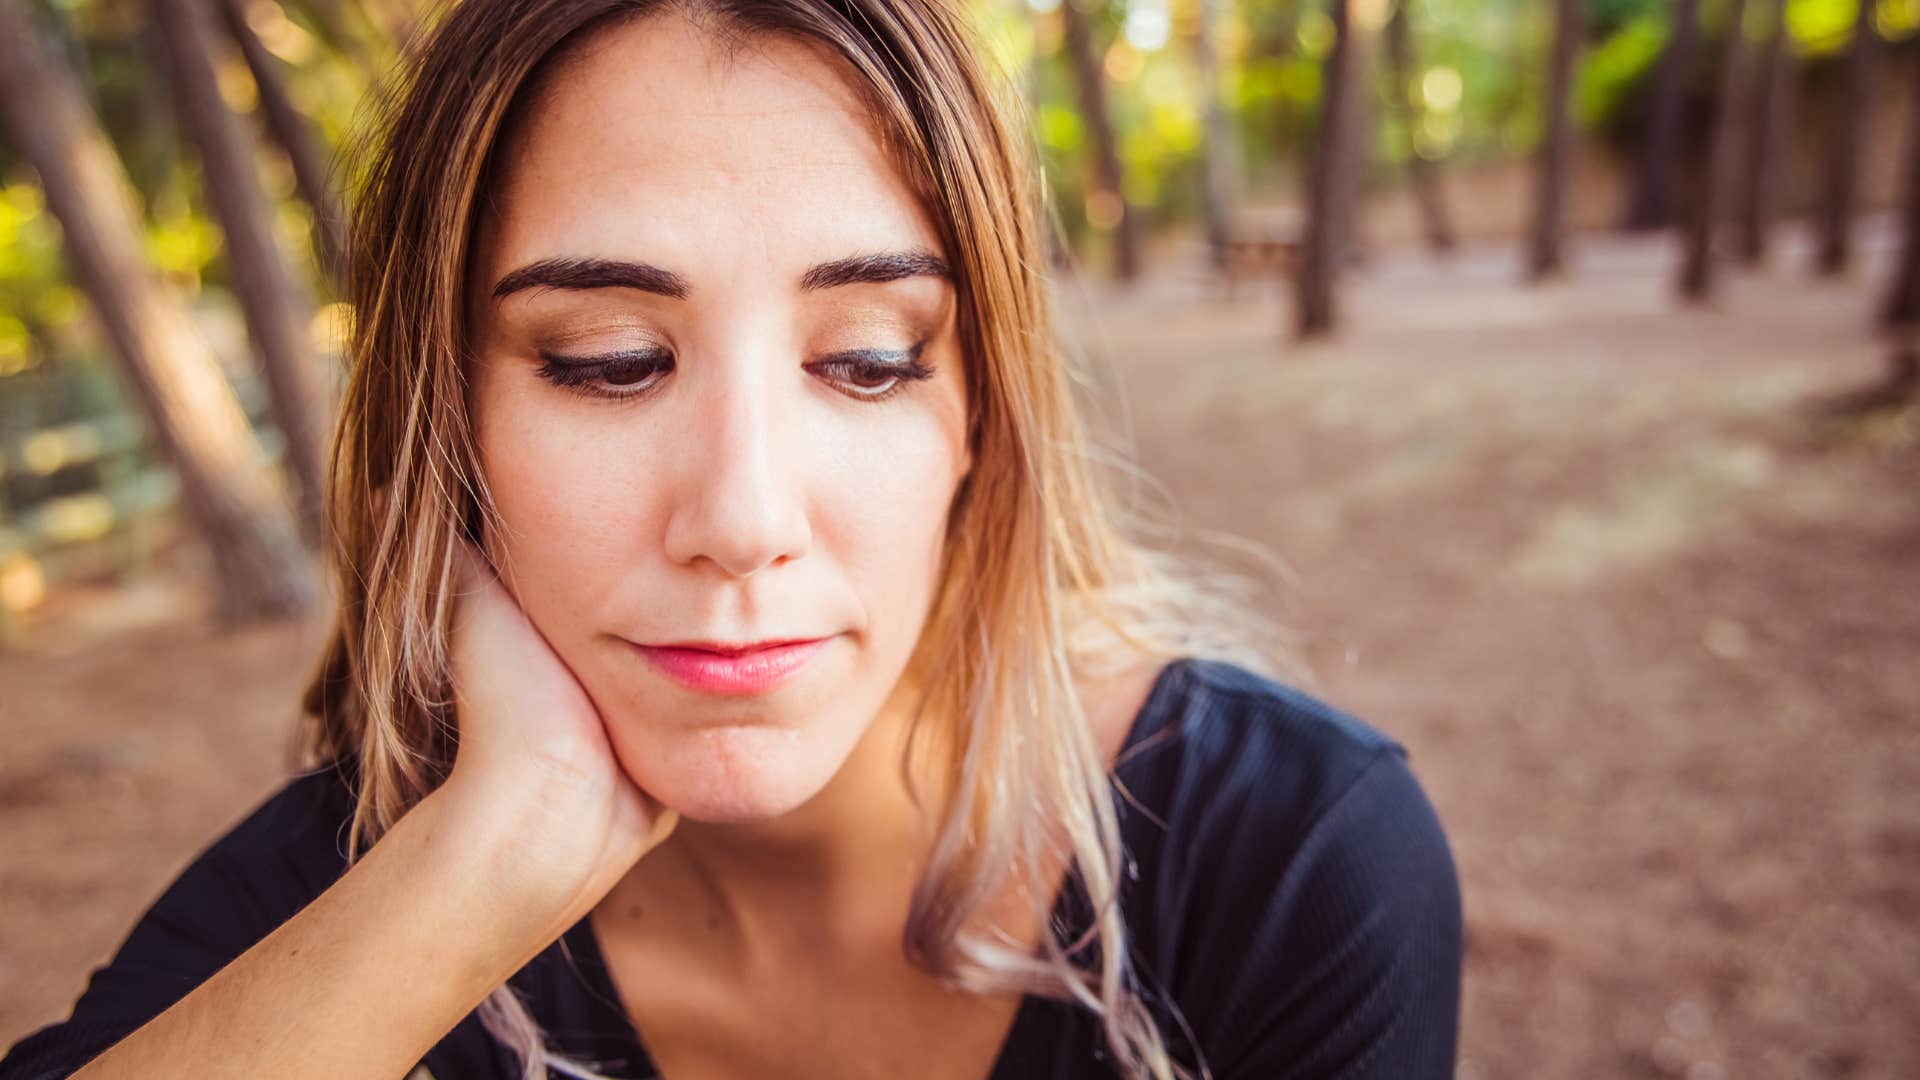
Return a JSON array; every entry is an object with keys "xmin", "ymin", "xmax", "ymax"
[{"xmin": 660, "ymin": 367, "xmax": 812, "ymax": 578}]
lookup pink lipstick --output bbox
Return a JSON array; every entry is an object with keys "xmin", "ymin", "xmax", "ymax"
[{"xmin": 632, "ymin": 637, "xmax": 832, "ymax": 695}]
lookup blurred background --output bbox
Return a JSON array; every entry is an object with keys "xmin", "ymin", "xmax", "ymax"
[{"xmin": 1, "ymin": 0, "xmax": 1915, "ymax": 1075}]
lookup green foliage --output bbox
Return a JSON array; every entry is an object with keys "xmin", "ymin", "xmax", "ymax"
[
  {"xmin": 1576, "ymin": 13, "xmax": 1666, "ymax": 132},
  {"xmin": 1790, "ymin": 0, "xmax": 1865, "ymax": 52},
  {"xmin": 1019, "ymin": 0, "xmax": 1903, "ymax": 254},
  {"xmin": 1870, "ymin": 0, "xmax": 1920, "ymax": 42},
  {"xmin": 0, "ymin": 183, "xmax": 68, "ymax": 379},
  {"xmin": 1038, "ymin": 101, "xmax": 1087, "ymax": 156},
  {"xmin": 1587, "ymin": 0, "xmax": 1671, "ymax": 36},
  {"xmin": 2, "ymin": 0, "xmax": 1906, "ymax": 317},
  {"xmin": 143, "ymin": 203, "xmax": 223, "ymax": 284}
]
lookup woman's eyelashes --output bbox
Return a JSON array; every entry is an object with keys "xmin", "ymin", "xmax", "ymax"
[
  {"xmin": 534, "ymin": 346, "xmax": 672, "ymax": 399},
  {"xmin": 808, "ymin": 342, "xmax": 935, "ymax": 402},
  {"xmin": 533, "ymin": 341, "xmax": 935, "ymax": 403}
]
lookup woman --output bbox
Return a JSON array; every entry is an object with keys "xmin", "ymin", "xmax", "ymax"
[{"xmin": 0, "ymin": 0, "xmax": 1461, "ymax": 1077}]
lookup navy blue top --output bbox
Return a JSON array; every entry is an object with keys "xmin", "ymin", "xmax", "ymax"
[{"xmin": 1, "ymin": 657, "xmax": 1462, "ymax": 1078}]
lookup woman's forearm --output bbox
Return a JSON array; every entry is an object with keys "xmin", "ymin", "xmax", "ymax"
[{"xmin": 71, "ymin": 782, "xmax": 572, "ymax": 1080}]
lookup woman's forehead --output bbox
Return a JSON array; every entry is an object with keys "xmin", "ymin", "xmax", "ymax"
[{"xmin": 478, "ymin": 10, "xmax": 944, "ymax": 290}]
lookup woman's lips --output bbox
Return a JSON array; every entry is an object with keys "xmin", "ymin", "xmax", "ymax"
[{"xmin": 632, "ymin": 637, "xmax": 832, "ymax": 695}]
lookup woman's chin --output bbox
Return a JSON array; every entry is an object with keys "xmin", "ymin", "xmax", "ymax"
[
  {"xmin": 657, "ymin": 792, "xmax": 815, "ymax": 826},
  {"xmin": 613, "ymin": 724, "xmax": 845, "ymax": 825}
]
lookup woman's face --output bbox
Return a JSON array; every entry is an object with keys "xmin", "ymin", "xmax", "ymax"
[{"xmin": 466, "ymin": 12, "xmax": 971, "ymax": 824}]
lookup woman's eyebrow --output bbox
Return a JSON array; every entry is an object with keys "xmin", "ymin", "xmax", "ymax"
[
  {"xmin": 798, "ymin": 250, "xmax": 951, "ymax": 291},
  {"xmin": 492, "ymin": 256, "xmax": 689, "ymax": 301},
  {"xmin": 490, "ymin": 249, "xmax": 950, "ymax": 303}
]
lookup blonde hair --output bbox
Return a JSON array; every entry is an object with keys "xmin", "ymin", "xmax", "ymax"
[{"xmin": 301, "ymin": 1, "xmax": 1300, "ymax": 1077}]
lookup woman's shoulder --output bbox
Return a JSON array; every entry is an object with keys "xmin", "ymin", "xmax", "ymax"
[
  {"xmin": 1120, "ymin": 655, "xmax": 1417, "ymax": 835},
  {"xmin": 95, "ymin": 758, "xmax": 362, "ymax": 964},
  {"xmin": 167, "ymin": 758, "xmax": 362, "ymax": 923},
  {"xmin": 1110, "ymin": 656, "xmax": 1463, "ymax": 1075},
  {"xmin": 91, "ymin": 757, "xmax": 353, "ymax": 946},
  {"xmin": 214, "ymin": 759, "xmax": 360, "ymax": 862}
]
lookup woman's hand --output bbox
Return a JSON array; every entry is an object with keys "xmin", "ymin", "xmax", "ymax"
[{"xmin": 438, "ymin": 540, "xmax": 678, "ymax": 931}]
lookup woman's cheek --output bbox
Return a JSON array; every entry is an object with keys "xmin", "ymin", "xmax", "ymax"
[
  {"xmin": 479, "ymin": 402, "xmax": 652, "ymax": 644},
  {"xmin": 839, "ymin": 420, "xmax": 959, "ymax": 579}
]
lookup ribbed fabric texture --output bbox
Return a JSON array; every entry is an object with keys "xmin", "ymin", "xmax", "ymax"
[{"xmin": 0, "ymin": 657, "xmax": 1461, "ymax": 1079}]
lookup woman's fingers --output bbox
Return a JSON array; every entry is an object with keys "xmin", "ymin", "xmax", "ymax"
[
  {"xmin": 433, "ymin": 539, "xmax": 676, "ymax": 925},
  {"xmin": 449, "ymin": 541, "xmax": 608, "ymax": 784}
]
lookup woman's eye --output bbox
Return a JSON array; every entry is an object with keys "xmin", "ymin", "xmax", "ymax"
[
  {"xmin": 533, "ymin": 343, "xmax": 935, "ymax": 403},
  {"xmin": 534, "ymin": 348, "xmax": 672, "ymax": 400},
  {"xmin": 809, "ymin": 344, "xmax": 936, "ymax": 402}
]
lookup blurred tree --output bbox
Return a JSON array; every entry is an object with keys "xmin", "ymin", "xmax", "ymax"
[
  {"xmin": 1817, "ymin": 0, "xmax": 1878, "ymax": 276},
  {"xmin": 1623, "ymin": 0, "xmax": 1700, "ymax": 230},
  {"xmin": 1384, "ymin": 0, "xmax": 1457, "ymax": 254},
  {"xmin": 217, "ymin": 0, "xmax": 348, "ymax": 286},
  {"xmin": 1296, "ymin": 0, "xmax": 1372, "ymax": 336},
  {"xmin": 1736, "ymin": 0, "xmax": 1792, "ymax": 265},
  {"xmin": 1059, "ymin": 0, "xmax": 1140, "ymax": 281},
  {"xmin": 1679, "ymin": 0, "xmax": 1752, "ymax": 301},
  {"xmin": 1233, "ymin": 0, "xmax": 1305, "ymax": 189},
  {"xmin": 152, "ymin": 0, "xmax": 330, "ymax": 544},
  {"xmin": 1529, "ymin": 0, "xmax": 1582, "ymax": 279},
  {"xmin": 1195, "ymin": 0, "xmax": 1238, "ymax": 271},
  {"xmin": 1884, "ymin": 41, "xmax": 1920, "ymax": 327},
  {"xmin": 1855, "ymin": 31, "xmax": 1920, "ymax": 400},
  {"xmin": 1343, "ymin": 7, "xmax": 1380, "ymax": 268},
  {"xmin": 0, "ymin": 0, "xmax": 315, "ymax": 618}
]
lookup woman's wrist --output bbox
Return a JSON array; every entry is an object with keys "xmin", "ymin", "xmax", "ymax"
[
  {"xmin": 421, "ymin": 773, "xmax": 582, "ymax": 934},
  {"xmin": 423, "ymin": 764, "xmax": 649, "ymax": 939}
]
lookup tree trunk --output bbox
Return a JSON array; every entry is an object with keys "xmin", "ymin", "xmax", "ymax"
[
  {"xmin": 1340, "ymin": 29, "xmax": 1378, "ymax": 270},
  {"xmin": 1528, "ymin": 0, "xmax": 1581, "ymax": 280},
  {"xmin": 0, "ymin": 0, "xmax": 314, "ymax": 619},
  {"xmin": 1194, "ymin": 0, "xmax": 1239, "ymax": 271},
  {"xmin": 153, "ymin": 0, "xmax": 331, "ymax": 545},
  {"xmin": 1059, "ymin": 0, "xmax": 1140, "ymax": 282},
  {"xmin": 217, "ymin": 0, "xmax": 348, "ymax": 287},
  {"xmin": 1678, "ymin": 0, "xmax": 1753, "ymax": 302},
  {"xmin": 1736, "ymin": 0, "xmax": 1791, "ymax": 266},
  {"xmin": 1386, "ymin": 0, "xmax": 1457, "ymax": 254},
  {"xmin": 1623, "ymin": 0, "xmax": 1701, "ymax": 230},
  {"xmin": 1296, "ymin": 0, "xmax": 1360, "ymax": 337},
  {"xmin": 1882, "ymin": 46, "xmax": 1920, "ymax": 326},
  {"xmin": 1818, "ymin": 0, "xmax": 1878, "ymax": 276}
]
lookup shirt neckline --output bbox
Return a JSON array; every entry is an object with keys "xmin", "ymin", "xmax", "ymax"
[{"xmin": 558, "ymin": 656, "xmax": 1191, "ymax": 1078}]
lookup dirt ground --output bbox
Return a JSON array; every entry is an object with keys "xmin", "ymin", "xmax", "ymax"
[{"xmin": 2, "ymin": 226, "xmax": 1916, "ymax": 1078}]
